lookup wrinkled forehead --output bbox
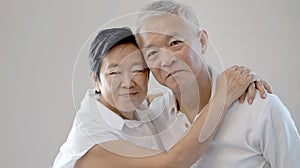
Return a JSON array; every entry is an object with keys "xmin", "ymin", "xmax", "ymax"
[
  {"xmin": 138, "ymin": 14, "xmax": 197, "ymax": 43},
  {"xmin": 104, "ymin": 44, "xmax": 144, "ymax": 66},
  {"xmin": 138, "ymin": 14, "xmax": 191, "ymax": 35}
]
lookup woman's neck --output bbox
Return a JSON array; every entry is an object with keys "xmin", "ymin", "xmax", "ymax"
[{"xmin": 98, "ymin": 98, "xmax": 135, "ymax": 120}]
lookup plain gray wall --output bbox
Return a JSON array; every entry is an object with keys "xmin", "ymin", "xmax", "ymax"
[{"xmin": 0, "ymin": 0, "xmax": 299, "ymax": 167}]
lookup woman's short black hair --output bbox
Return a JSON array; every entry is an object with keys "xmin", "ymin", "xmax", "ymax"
[{"xmin": 89, "ymin": 27, "xmax": 139, "ymax": 82}]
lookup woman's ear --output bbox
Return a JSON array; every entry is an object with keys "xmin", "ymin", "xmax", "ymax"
[
  {"xmin": 90, "ymin": 72, "xmax": 101, "ymax": 93},
  {"xmin": 198, "ymin": 30, "xmax": 208, "ymax": 55}
]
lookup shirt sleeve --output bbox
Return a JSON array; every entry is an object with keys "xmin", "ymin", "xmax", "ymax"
[
  {"xmin": 260, "ymin": 94, "xmax": 300, "ymax": 168},
  {"xmin": 71, "ymin": 114, "xmax": 121, "ymax": 150},
  {"xmin": 52, "ymin": 115, "xmax": 120, "ymax": 168}
]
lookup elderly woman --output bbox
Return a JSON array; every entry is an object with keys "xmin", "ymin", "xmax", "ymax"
[{"xmin": 53, "ymin": 27, "xmax": 270, "ymax": 168}]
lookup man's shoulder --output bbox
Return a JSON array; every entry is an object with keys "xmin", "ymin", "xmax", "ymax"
[
  {"xmin": 234, "ymin": 91, "xmax": 280, "ymax": 109},
  {"xmin": 149, "ymin": 89, "xmax": 175, "ymax": 109},
  {"xmin": 230, "ymin": 92, "xmax": 289, "ymax": 122}
]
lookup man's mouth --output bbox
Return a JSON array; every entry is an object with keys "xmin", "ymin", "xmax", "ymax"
[{"xmin": 166, "ymin": 70, "xmax": 185, "ymax": 79}]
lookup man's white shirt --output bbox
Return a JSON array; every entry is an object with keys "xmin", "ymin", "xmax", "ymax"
[
  {"xmin": 190, "ymin": 66, "xmax": 300, "ymax": 168},
  {"xmin": 53, "ymin": 66, "xmax": 300, "ymax": 168}
]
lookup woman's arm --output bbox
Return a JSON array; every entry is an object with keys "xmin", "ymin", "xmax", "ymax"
[
  {"xmin": 75, "ymin": 97, "xmax": 221, "ymax": 168},
  {"xmin": 75, "ymin": 66, "xmax": 255, "ymax": 168}
]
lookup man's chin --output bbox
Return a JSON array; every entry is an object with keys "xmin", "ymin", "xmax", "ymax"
[{"xmin": 167, "ymin": 80, "xmax": 196, "ymax": 94}]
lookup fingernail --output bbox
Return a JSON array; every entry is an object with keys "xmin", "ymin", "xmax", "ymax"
[
  {"xmin": 249, "ymin": 99, "xmax": 253, "ymax": 104},
  {"xmin": 262, "ymin": 93, "xmax": 266, "ymax": 98}
]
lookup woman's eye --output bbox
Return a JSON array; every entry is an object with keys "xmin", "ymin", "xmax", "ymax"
[{"xmin": 108, "ymin": 71, "xmax": 121, "ymax": 75}]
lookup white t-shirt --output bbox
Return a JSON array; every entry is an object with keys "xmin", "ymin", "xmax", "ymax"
[
  {"xmin": 52, "ymin": 89, "xmax": 190, "ymax": 168},
  {"xmin": 190, "ymin": 66, "xmax": 300, "ymax": 168}
]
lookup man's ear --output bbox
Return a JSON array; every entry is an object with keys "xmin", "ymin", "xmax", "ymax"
[
  {"xmin": 90, "ymin": 72, "xmax": 101, "ymax": 92},
  {"xmin": 198, "ymin": 30, "xmax": 208, "ymax": 55}
]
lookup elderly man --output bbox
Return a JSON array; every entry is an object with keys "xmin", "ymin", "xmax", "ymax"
[{"xmin": 135, "ymin": 0, "xmax": 300, "ymax": 167}]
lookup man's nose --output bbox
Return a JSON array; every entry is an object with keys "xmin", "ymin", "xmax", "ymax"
[{"xmin": 161, "ymin": 50, "xmax": 177, "ymax": 68}]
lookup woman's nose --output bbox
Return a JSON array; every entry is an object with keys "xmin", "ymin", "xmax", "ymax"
[{"xmin": 120, "ymin": 73, "xmax": 134, "ymax": 88}]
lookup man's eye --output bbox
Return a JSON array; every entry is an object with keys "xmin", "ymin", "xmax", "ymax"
[
  {"xmin": 147, "ymin": 50, "xmax": 158, "ymax": 58},
  {"xmin": 170, "ymin": 40, "xmax": 183, "ymax": 47}
]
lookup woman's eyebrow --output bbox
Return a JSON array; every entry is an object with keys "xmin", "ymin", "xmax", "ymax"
[{"xmin": 107, "ymin": 63, "xmax": 119, "ymax": 69}]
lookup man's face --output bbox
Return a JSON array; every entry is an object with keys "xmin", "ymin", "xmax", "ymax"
[
  {"xmin": 98, "ymin": 43, "xmax": 148, "ymax": 113},
  {"xmin": 138, "ymin": 14, "xmax": 205, "ymax": 92}
]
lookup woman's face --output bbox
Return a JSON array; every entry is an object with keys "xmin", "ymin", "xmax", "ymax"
[{"xmin": 97, "ymin": 43, "xmax": 148, "ymax": 113}]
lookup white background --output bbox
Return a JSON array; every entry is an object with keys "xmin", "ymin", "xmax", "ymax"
[{"xmin": 0, "ymin": 0, "xmax": 299, "ymax": 167}]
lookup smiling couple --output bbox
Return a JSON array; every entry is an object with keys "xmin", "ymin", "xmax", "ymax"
[{"xmin": 53, "ymin": 1, "xmax": 300, "ymax": 168}]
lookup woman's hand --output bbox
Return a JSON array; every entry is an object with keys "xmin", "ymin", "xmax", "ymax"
[
  {"xmin": 215, "ymin": 66, "xmax": 256, "ymax": 109},
  {"xmin": 232, "ymin": 66, "xmax": 272, "ymax": 104}
]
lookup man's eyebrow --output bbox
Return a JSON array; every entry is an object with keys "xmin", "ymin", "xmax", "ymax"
[
  {"xmin": 144, "ymin": 32, "xmax": 183, "ymax": 50},
  {"xmin": 144, "ymin": 44, "xmax": 154, "ymax": 51},
  {"xmin": 166, "ymin": 32, "xmax": 183, "ymax": 41}
]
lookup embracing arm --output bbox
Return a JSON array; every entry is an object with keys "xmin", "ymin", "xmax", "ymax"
[
  {"xmin": 75, "ymin": 95, "xmax": 228, "ymax": 168},
  {"xmin": 145, "ymin": 66, "xmax": 273, "ymax": 105},
  {"xmin": 75, "ymin": 67, "xmax": 255, "ymax": 168}
]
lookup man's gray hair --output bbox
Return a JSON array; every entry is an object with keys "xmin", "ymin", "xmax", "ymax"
[{"xmin": 135, "ymin": 0, "xmax": 200, "ymax": 34}]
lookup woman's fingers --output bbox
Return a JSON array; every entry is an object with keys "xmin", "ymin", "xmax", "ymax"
[
  {"xmin": 246, "ymin": 83, "xmax": 256, "ymax": 104},
  {"xmin": 262, "ymin": 79, "xmax": 272, "ymax": 94},
  {"xmin": 230, "ymin": 66, "xmax": 273, "ymax": 104},
  {"xmin": 220, "ymin": 66, "xmax": 255, "ymax": 107},
  {"xmin": 254, "ymin": 80, "xmax": 267, "ymax": 99},
  {"xmin": 238, "ymin": 92, "xmax": 246, "ymax": 103}
]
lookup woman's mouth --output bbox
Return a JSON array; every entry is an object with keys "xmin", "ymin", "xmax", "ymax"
[{"xmin": 119, "ymin": 92, "xmax": 138, "ymax": 98}]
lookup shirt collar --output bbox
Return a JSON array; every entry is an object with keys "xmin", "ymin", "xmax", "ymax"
[
  {"xmin": 80, "ymin": 89, "xmax": 125, "ymax": 131},
  {"xmin": 84, "ymin": 89, "xmax": 152, "ymax": 131},
  {"xmin": 193, "ymin": 66, "xmax": 220, "ymax": 122},
  {"xmin": 208, "ymin": 65, "xmax": 221, "ymax": 99},
  {"xmin": 96, "ymin": 102, "xmax": 125, "ymax": 131},
  {"xmin": 134, "ymin": 100, "xmax": 163, "ymax": 122}
]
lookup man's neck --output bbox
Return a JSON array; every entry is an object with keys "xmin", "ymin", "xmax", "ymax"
[{"xmin": 174, "ymin": 67, "xmax": 212, "ymax": 122}]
